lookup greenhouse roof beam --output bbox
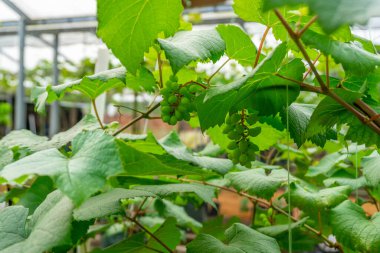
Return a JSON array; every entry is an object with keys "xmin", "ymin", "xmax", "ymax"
[{"xmin": 2, "ymin": 0, "xmax": 32, "ymax": 22}]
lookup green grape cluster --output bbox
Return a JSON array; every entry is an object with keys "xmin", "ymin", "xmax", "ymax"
[
  {"xmin": 160, "ymin": 76, "xmax": 201, "ymax": 125},
  {"xmin": 224, "ymin": 110, "xmax": 261, "ymax": 167}
]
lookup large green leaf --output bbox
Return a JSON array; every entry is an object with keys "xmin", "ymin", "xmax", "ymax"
[
  {"xmin": 280, "ymin": 103, "xmax": 336, "ymax": 147},
  {"xmin": 0, "ymin": 115, "xmax": 99, "ymax": 153},
  {"xmin": 0, "ymin": 206, "xmax": 28, "ymax": 249},
  {"xmin": 302, "ymin": 30, "xmax": 380, "ymax": 76},
  {"xmin": 17, "ymin": 176, "xmax": 55, "ymax": 214},
  {"xmin": 264, "ymin": 0, "xmax": 380, "ymax": 34},
  {"xmin": 226, "ymin": 168, "xmax": 292, "ymax": 200},
  {"xmin": 125, "ymin": 66, "xmax": 156, "ymax": 93},
  {"xmin": 117, "ymin": 139, "xmax": 211, "ymax": 176},
  {"xmin": 134, "ymin": 183, "xmax": 216, "ymax": 207},
  {"xmin": 97, "ymin": 0, "xmax": 183, "ymax": 74},
  {"xmin": 307, "ymin": 90, "xmax": 361, "ymax": 137},
  {"xmin": 305, "ymin": 152, "xmax": 346, "ymax": 177},
  {"xmin": 257, "ymin": 217, "xmax": 308, "ymax": 237},
  {"xmin": 95, "ymin": 218, "xmax": 180, "ymax": 253},
  {"xmin": 74, "ymin": 189, "xmax": 155, "ymax": 220},
  {"xmin": 196, "ymin": 43, "xmax": 302, "ymax": 130},
  {"xmin": 331, "ymin": 200, "xmax": 380, "ymax": 252},
  {"xmin": 159, "ymin": 131, "xmax": 233, "ymax": 174},
  {"xmin": 155, "ymin": 199, "xmax": 202, "ymax": 232},
  {"xmin": 362, "ymin": 151, "xmax": 380, "ymax": 187},
  {"xmin": 0, "ymin": 191, "xmax": 74, "ymax": 253},
  {"xmin": 233, "ymin": 0, "xmax": 278, "ymax": 26},
  {"xmin": 1, "ymin": 130, "xmax": 123, "ymax": 205},
  {"xmin": 0, "ymin": 146, "xmax": 13, "ymax": 170},
  {"xmin": 158, "ymin": 29, "xmax": 225, "ymax": 73},
  {"xmin": 187, "ymin": 223, "xmax": 281, "ymax": 253},
  {"xmin": 32, "ymin": 68, "xmax": 126, "ymax": 112},
  {"xmin": 290, "ymin": 183, "xmax": 352, "ymax": 213},
  {"xmin": 216, "ymin": 24, "xmax": 257, "ymax": 66}
]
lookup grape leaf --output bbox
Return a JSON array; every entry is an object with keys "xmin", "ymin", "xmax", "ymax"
[
  {"xmin": 307, "ymin": 89, "xmax": 362, "ymax": 137},
  {"xmin": 0, "ymin": 206, "xmax": 28, "ymax": 249},
  {"xmin": 226, "ymin": 168, "xmax": 293, "ymax": 200},
  {"xmin": 73, "ymin": 189, "xmax": 155, "ymax": 220},
  {"xmin": 32, "ymin": 68, "xmax": 126, "ymax": 112},
  {"xmin": 216, "ymin": 24, "xmax": 257, "ymax": 66},
  {"xmin": 362, "ymin": 151, "xmax": 380, "ymax": 187},
  {"xmin": 233, "ymin": 0, "xmax": 277, "ymax": 26},
  {"xmin": 116, "ymin": 139, "xmax": 211, "ymax": 176},
  {"xmin": 158, "ymin": 29, "xmax": 225, "ymax": 73},
  {"xmin": 158, "ymin": 131, "xmax": 233, "ymax": 174},
  {"xmin": 187, "ymin": 223, "xmax": 281, "ymax": 253},
  {"xmin": 305, "ymin": 152, "xmax": 347, "ymax": 177},
  {"xmin": 331, "ymin": 200, "xmax": 380, "ymax": 252},
  {"xmin": 324, "ymin": 176, "xmax": 367, "ymax": 190},
  {"xmin": 97, "ymin": 0, "xmax": 183, "ymax": 74},
  {"xmin": 154, "ymin": 199, "xmax": 202, "ymax": 233},
  {"xmin": 1, "ymin": 130, "xmax": 123, "ymax": 205},
  {"xmin": 257, "ymin": 217, "xmax": 309, "ymax": 237},
  {"xmin": 302, "ymin": 30, "xmax": 380, "ymax": 76},
  {"xmin": 0, "ymin": 146, "xmax": 13, "ymax": 170},
  {"xmin": 134, "ymin": 183, "xmax": 216, "ymax": 208},
  {"xmin": 0, "ymin": 191, "xmax": 74, "ymax": 253},
  {"xmin": 125, "ymin": 66, "xmax": 156, "ymax": 93},
  {"xmin": 264, "ymin": 0, "xmax": 380, "ymax": 34},
  {"xmin": 290, "ymin": 183, "xmax": 352, "ymax": 213}
]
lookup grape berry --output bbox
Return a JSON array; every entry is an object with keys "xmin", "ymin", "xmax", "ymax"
[
  {"xmin": 160, "ymin": 76, "xmax": 202, "ymax": 125},
  {"xmin": 224, "ymin": 110, "xmax": 261, "ymax": 168}
]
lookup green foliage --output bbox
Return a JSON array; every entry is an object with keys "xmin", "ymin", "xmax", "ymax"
[
  {"xmin": 187, "ymin": 223, "xmax": 281, "ymax": 253},
  {"xmin": 2, "ymin": 0, "xmax": 380, "ymax": 252},
  {"xmin": 97, "ymin": 0, "xmax": 183, "ymax": 74},
  {"xmin": 158, "ymin": 29, "xmax": 225, "ymax": 73},
  {"xmin": 331, "ymin": 200, "xmax": 380, "ymax": 252}
]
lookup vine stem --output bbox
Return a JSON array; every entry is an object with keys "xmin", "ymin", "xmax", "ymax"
[
  {"xmin": 157, "ymin": 51, "xmax": 164, "ymax": 88},
  {"xmin": 182, "ymin": 80, "xmax": 208, "ymax": 89},
  {"xmin": 254, "ymin": 26, "xmax": 271, "ymax": 68},
  {"xmin": 112, "ymin": 103, "xmax": 160, "ymax": 136},
  {"xmin": 303, "ymin": 53, "xmax": 321, "ymax": 80},
  {"xmin": 273, "ymin": 9, "xmax": 380, "ymax": 135},
  {"xmin": 171, "ymin": 177, "xmax": 343, "ymax": 251},
  {"xmin": 125, "ymin": 216, "xmax": 174, "ymax": 253},
  {"xmin": 207, "ymin": 58, "xmax": 230, "ymax": 84},
  {"xmin": 91, "ymin": 99, "xmax": 104, "ymax": 129}
]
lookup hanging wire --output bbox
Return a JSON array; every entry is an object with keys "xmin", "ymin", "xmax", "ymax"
[{"xmin": 286, "ymin": 75, "xmax": 292, "ymax": 253}]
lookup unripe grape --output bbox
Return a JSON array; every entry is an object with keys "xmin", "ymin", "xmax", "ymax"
[
  {"xmin": 239, "ymin": 141, "xmax": 249, "ymax": 152},
  {"xmin": 243, "ymin": 161, "xmax": 251, "ymax": 168},
  {"xmin": 161, "ymin": 106, "xmax": 171, "ymax": 114},
  {"xmin": 168, "ymin": 95, "xmax": 178, "ymax": 104},
  {"xmin": 246, "ymin": 115, "xmax": 258, "ymax": 125},
  {"xmin": 231, "ymin": 113, "xmax": 241, "ymax": 123},
  {"xmin": 227, "ymin": 141, "xmax": 238, "ymax": 150},
  {"xmin": 183, "ymin": 113, "xmax": 191, "ymax": 121},
  {"xmin": 239, "ymin": 154, "xmax": 248, "ymax": 163},
  {"xmin": 236, "ymin": 125, "xmax": 244, "ymax": 135},
  {"xmin": 175, "ymin": 111, "xmax": 183, "ymax": 120},
  {"xmin": 169, "ymin": 116, "xmax": 178, "ymax": 125},
  {"xmin": 181, "ymin": 97, "xmax": 190, "ymax": 104},
  {"xmin": 170, "ymin": 75, "xmax": 178, "ymax": 82},
  {"xmin": 228, "ymin": 131, "xmax": 240, "ymax": 140},
  {"xmin": 189, "ymin": 85, "xmax": 198, "ymax": 93},
  {"xmin": 232, "ymin": 149, "xmax": 241, "ymax": 158},
  {"xmin": 162, "ymin": 115, "xmax": 170, "ymax": 123}
]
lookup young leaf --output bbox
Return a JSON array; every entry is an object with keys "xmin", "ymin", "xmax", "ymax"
[
  {"xmin": 302, "ymin": 30, "xmax": 380, "ymax": 76},
  {"xmin": 1, "ymin": 130, "xmax": 123, "ymax": 205},
  {"xmin": 0, "ymin": 191, "xmax": 74, "ymax": 253},
  {"xmin": 158, "ymin": 29, "xmax": 225, "ymax": 73},
  {"xmin": 187, "ymin": 223, "xmax": 281, "ymax": 253},
  {"xmin": 0, "ymin": 206, "xmax": 28, "ymax": 249},
  {"xmin": 233, "ymin": 0, "xmax": 277, "ymax": 26},
  {"xmin": 32, "ymin": 68, "xmax": 126, "ymax": 112},
  {"xmin": 264, "ymin": 0, "xmax": 380, "ymax": 34},
  {"xmin": 97, "ymin": 0, "xmax": 183, "ymax": 74},
  {"xmin": 362, "ymin": 151, "xmax": 380, "ymax": 188},
  {"xmin": 216, "ymin": 24, "xmax": 257, "ymax": 66},
  {"xmin": 290, "ymin": 183, "xmax": 352, "ymax": 213},
  {"xmin": 159, "ymin": 131, "xmax": 233, "ymax": 174},
  {"xmin": 331, "ymin": 200, "xmax": 380, "ymax": 252},
  {"xmin": 226, "ymin": 168, "xmax": 292, "ymax": 200}
]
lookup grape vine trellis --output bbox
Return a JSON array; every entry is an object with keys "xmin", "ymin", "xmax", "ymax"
[{"xmin": 1, "ymin": 0, "xmax": 380, "ymax": 252}]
